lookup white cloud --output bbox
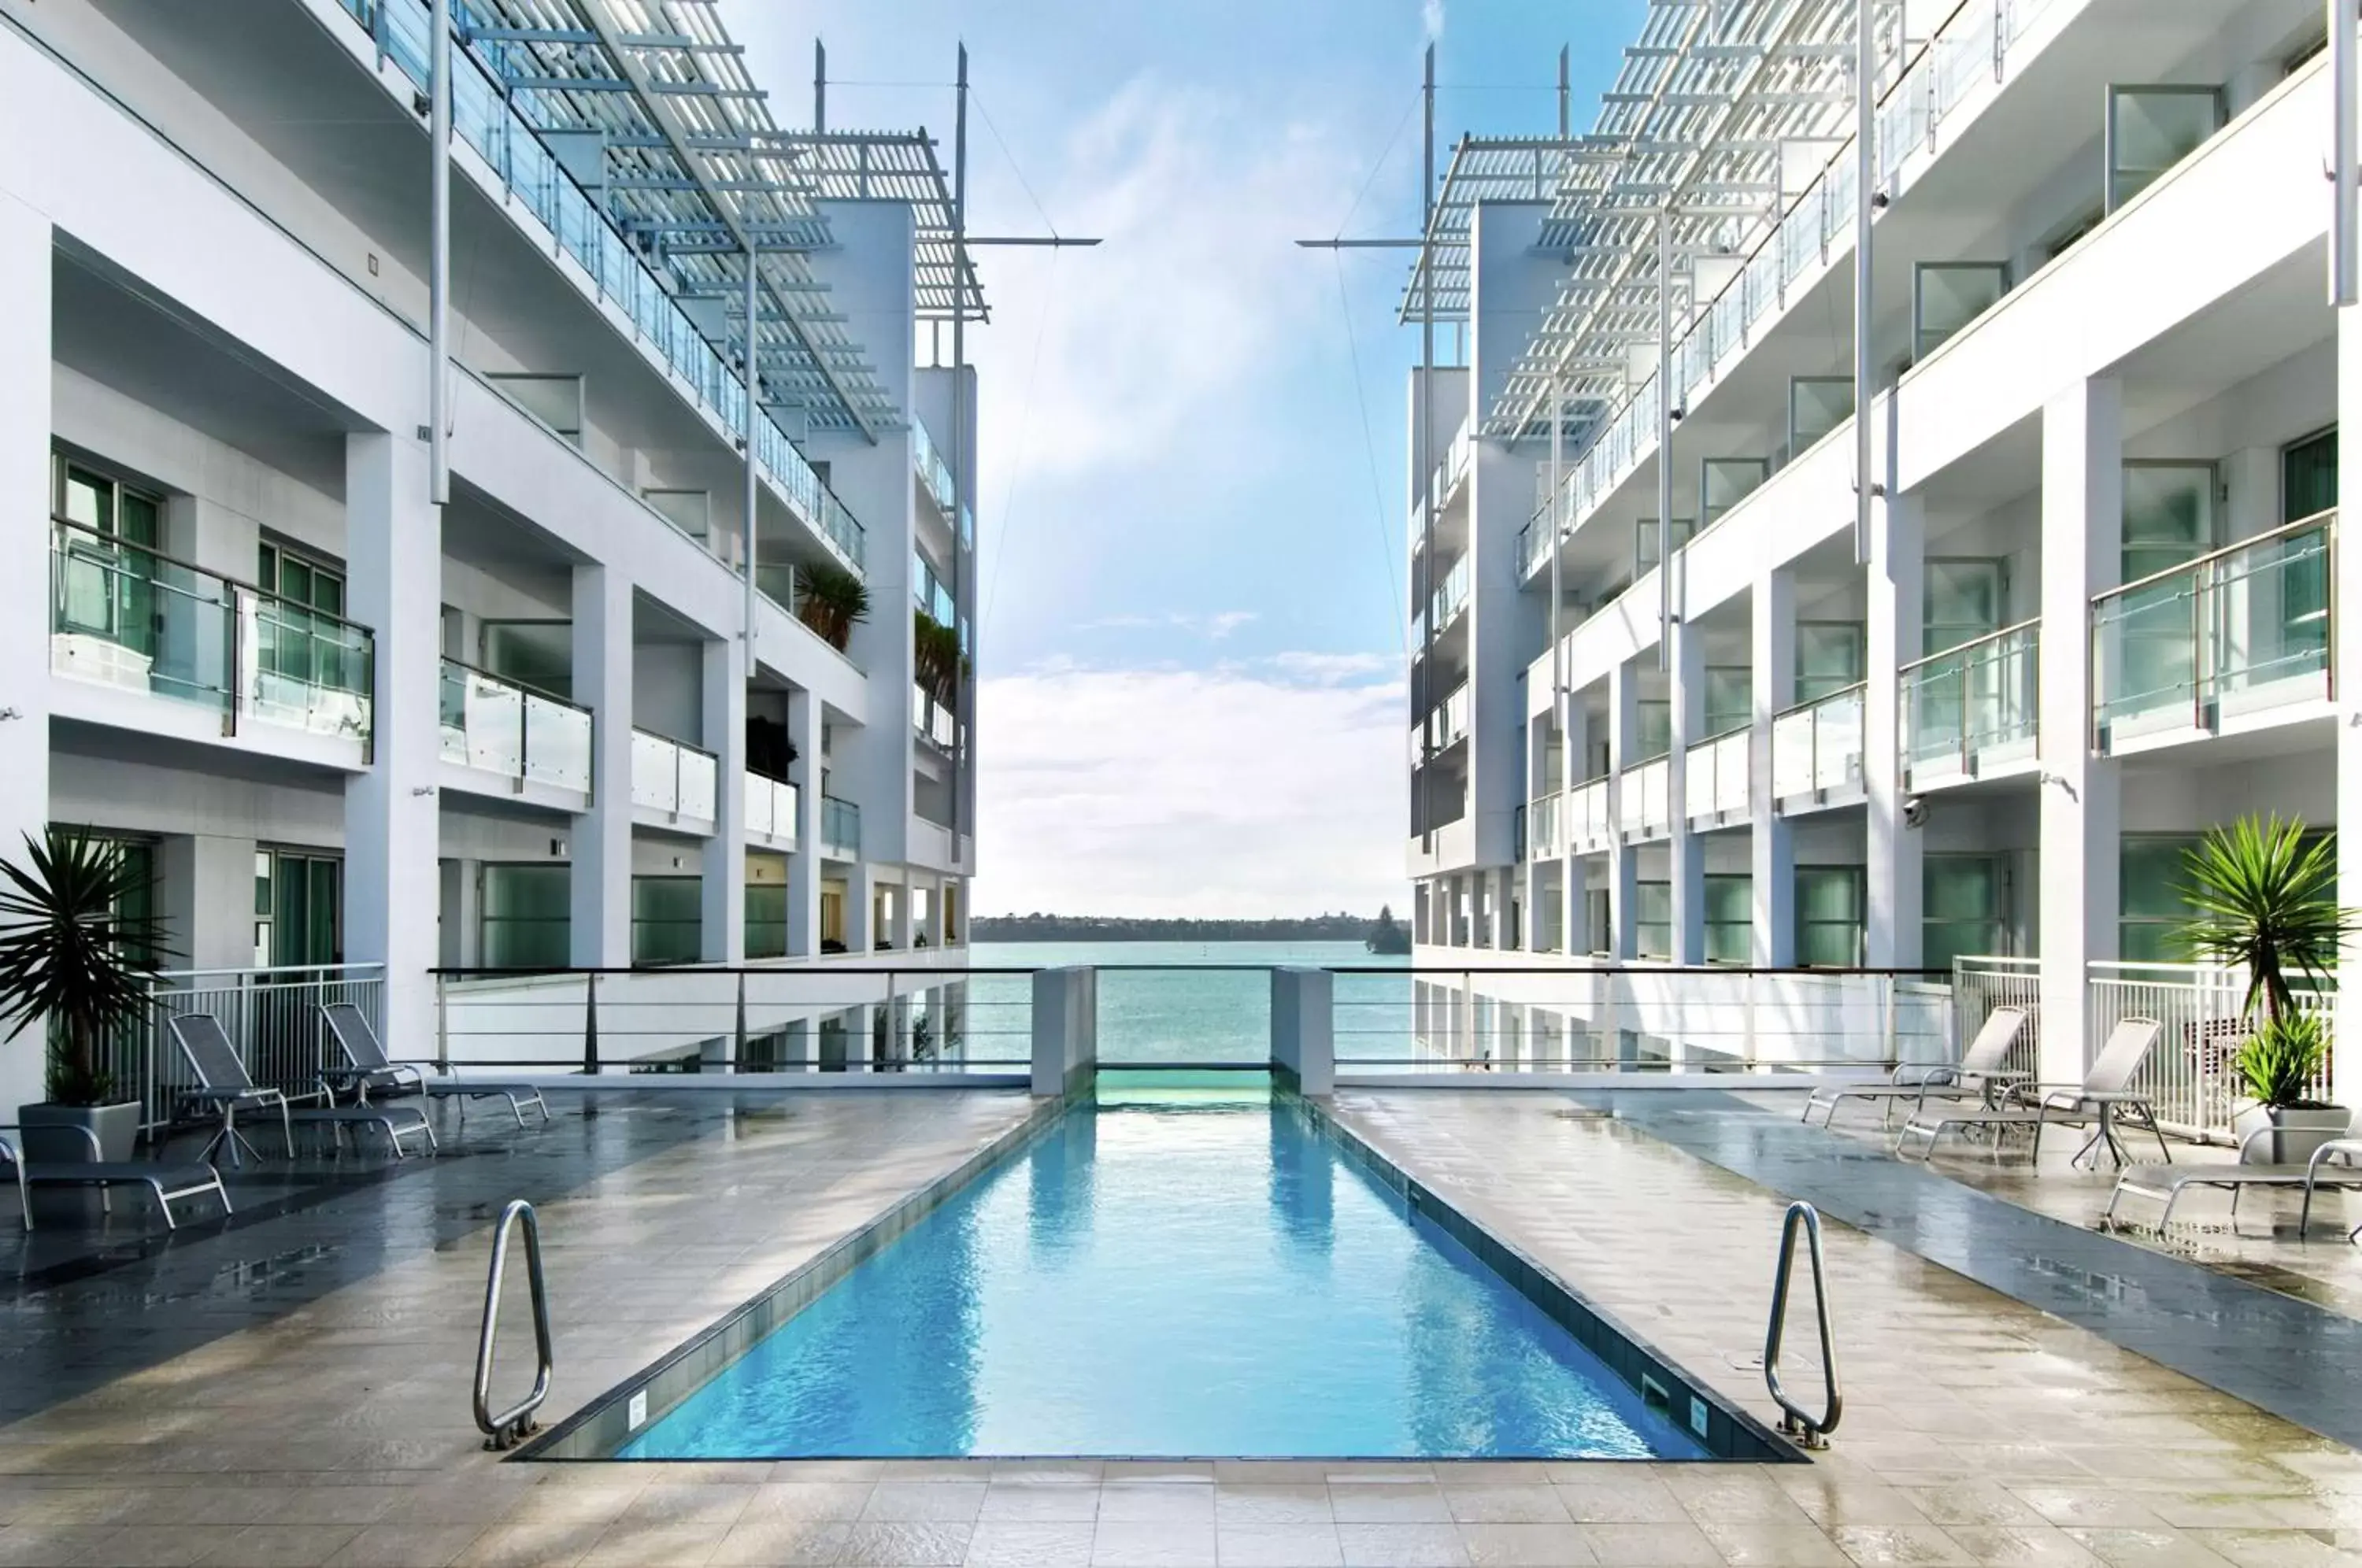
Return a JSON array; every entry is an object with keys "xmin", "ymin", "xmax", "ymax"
[
  {"xmin": 1423, "ymin": 0, "xmax": 1446, "ymax": 41},
  {"xmin": 1078, "ymin": 610, "xmax": 1260, "ymax": 641},
  {"xmin": 974, "ymin": 661, "xmax": 1410, "ymax": 917}
]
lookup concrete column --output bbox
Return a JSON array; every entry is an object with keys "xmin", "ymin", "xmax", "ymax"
[
  {"xmin": 1751, "ymin": 571, "xmax": 1797, "ymax": 965},
  {"xmin": 784, "ymin": 686, "xmax": 821, "ymax": 956},
  {"xmin": 570, "ymin": 564, "xmax": 633, "ymax": 967},
  {"xmin": 1866, "ymin": 491, "xmax": 1924, "ymax": 969},
  {"xmin": 2338, "ymin": 312, "xmax": 2362, "ymax": 1107},
  {"xmin": 2039, "ymin": 379, "xmax": 2124, "ymax": 1080},
  {"xmin": 699, "ymin": 636, "xmax": 746, "ymax": 963},
  {"xmin": 1606, "ymin": 660, "xmax": 1639, "ymax": 957},
  {"xmin": 1270, "ymin": 967, "xmax": 1335, "ymax": 1096},
  {"xmin": 437, "ymin": 858, "xmax": 478, "ymax": 969},
  {"xmin": 1667, "ymin": 619, "xmax": 1705, "ymax": 963},
  {"xmin": 342, "ymin": 433, "xmax": 441, "ymax": 1050},
  {"xmin": 161, "ymin": 834, "xmax": 256, "ymax": 975},
  {"xmin": 846, "ymin": 863, "xmax": 876, "ymax": 953},
  {"xmin": 1560, "ymin": 699, "xmax": 1587, "ymax": 956},
  {"xmin": 1031, "ymin": 966, "xmax": 1098, "ymax": 1099}
]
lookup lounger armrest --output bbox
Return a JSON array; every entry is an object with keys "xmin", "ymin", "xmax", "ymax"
[
  {"xmin": 2073, "ymin": 1090, "xmax": 2158, "ymax": 1106},
  {"xmin": 0, "ymin": 1120, "xmax": 101, "ymax": 1160},
  {"xmin": 381, "ymin": 1060, "xmax": 450, "ymax": 1081},
  {"xmin": 2307, "ymin": 1140, "xmax": 2362, "ymax": 1177}
]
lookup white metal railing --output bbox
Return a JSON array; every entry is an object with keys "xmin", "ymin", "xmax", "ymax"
[
  {"xmin": 2091, "ymin": 511, "xmax": 2334, "ymax": 750},
  {"xmin": 439, "ymin": 660, "xmax": 592, "ymax": 793},
  {"xmin": 1528, "ymin": 794, "xmax": 1560, "ymax": 861},
  {"xmin": 1901, "ymin": 621, "xmax": 2038, "ymax": 784},
  {"xmin": 1772, "ymin": 685, "xmax": 1865, "ymax": 801},
  {"xmin": 1618, "ymin": 756, "xmax": 1672, "ymax": 838},
  {"xmin": 102, "ymin": 963, "xmax": 387, "ymax": 1136},
  {"xmin": 630, "ymin": 729, "xmax": 720, "ymax": 823},
  {"xmin": 2088, "ymin": 961, "xmax": 2335, "ymax": 1143},
  {"xmin": 1685, "ymin": 729, "xmax": 1750, "ymax": 819},
  {"xmin": 1523, "ymin": 0, "xmax": 2068, "ymax": 575},
  {"xmin": 743, "ymin": 770, "xmax": 799, "ymax": 844}
]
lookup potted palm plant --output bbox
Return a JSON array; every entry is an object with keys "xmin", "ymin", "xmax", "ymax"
[
  {"xmin": 2178, "ymin": 815, "xmax": 2359, "ymax": 1164},
  {"xmin": 794, "ymin": 564, "xmax": 870, "ymax": 653},
  {"xmin": 0, "ymin": 827, "xmax": 167, "ymax": 1163}
]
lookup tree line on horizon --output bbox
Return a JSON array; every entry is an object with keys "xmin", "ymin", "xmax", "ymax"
[{"xmin": 975, "ymin": 908, "xmax": 1408, "ymax": 949}]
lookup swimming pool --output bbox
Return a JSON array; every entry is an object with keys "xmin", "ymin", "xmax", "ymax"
[{"xmin": 611, "ymin": 1092, "xmax": 1715, "ymax": 1460}]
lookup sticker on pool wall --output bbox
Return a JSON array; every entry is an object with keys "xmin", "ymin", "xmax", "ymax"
[
  {"xmin": 628, "ymin": 1390, "xmax": 647, "ymax": 1431},
  {"xmin": 1690, "ymin": 1396, "xmax": 1709, "ymax": 1439}
]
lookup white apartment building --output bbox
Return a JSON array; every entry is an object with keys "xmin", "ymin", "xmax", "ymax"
[
  {"xmin": 1403, "ymin": 0, "xmax": 2357, "ymax": 1093},
  {"xmin": 0, "ymin": 0, "xmax": 982, "ymax": 1113}
]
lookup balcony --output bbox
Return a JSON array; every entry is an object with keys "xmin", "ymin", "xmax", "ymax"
[
  {"xmin": 1527, "ymin": 794, "xmax": 1558, "ymax": 862},
  {"xmin": 913, "ymin": 418, "xmax": 975, "ymax": 548},
  {"xmin": 1418, "ymin": 682, "xmax": 1472, "ymax": 756},
  {"xmin": 438, "ymin": 660, "xmax": 591, "ymax": 798},
  {"xmin": 914, "ymin": 687, "xmax": 961, "ymax": 755},
  {"xmin": 1569, "ymin": 776, "xmax": 1614, "ymax": 852},
  {"xmin": 630, "ymin": 729, "xmax": 719, "ymax": 830},
  {"xmin": 744, "ymin": 771, "xmax": 799, "ymax": 849},
  {"xmin": 1901, "ymin": 622, "xmax": 2038, "ymax": 788},
  {"xmin": 821, "ymin": 793, "xmax": 862, "ymax": 859},
  {"xmin": 2092, "ymin": 513, "xmax": 2334, "ymax": 753},
  {"xmin": 1617, "ymin": 756, "xmax": 1672, "ymax": 841},
  {"xmin": 50, "ymin": 520, "xmax": 373, "ymax": 757},
  {"xmin": 1430, "ymin": 420, "xmax": 1473, "ymax": 512},
  {"xmin": 1771, "ymin": 684, "xmax": 1865, "ymax": 808},
  {"xmin": 913, "ymin": 552, "xmax": 960, "ymax": 633},
  {"xmin": 1412, "ymin": 553, "xmax": 1472, "ymax": 645},
  {"xmin": 1683, "ymin": 730, "xmax": 1749, "ymax": 824}
]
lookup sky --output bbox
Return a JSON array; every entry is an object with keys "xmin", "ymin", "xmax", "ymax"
[{"xmin": 734, "ymin": 1, "xmax": 1646, "ymax": 919}]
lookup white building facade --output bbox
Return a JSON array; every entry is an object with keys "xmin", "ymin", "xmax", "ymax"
[
  {"xmin": 0, "ymin": 0, "xmax": 982, "ymax": 1111},
  {"xmin": 1403, "ymin": 0, "xmax": 2356, "ymax": 1099}
]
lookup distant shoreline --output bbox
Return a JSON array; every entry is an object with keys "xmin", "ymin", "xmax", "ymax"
[{"xmin": 972, "ymin": 914, "xmax": 1412, "ymax": 953}]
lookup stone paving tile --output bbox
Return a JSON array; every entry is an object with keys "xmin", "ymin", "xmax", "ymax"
[
  {"xmin": 1332, "ymin": 1522, "xmax": 1470, "ymax": 1566},
  {"xmin": 962, "ymin": 1518, "xmax": 1097, "ymax": 1566},
  {"xmin": 1215, "ymin": 1523, "xmax": 1346, "ymax": 1566}
]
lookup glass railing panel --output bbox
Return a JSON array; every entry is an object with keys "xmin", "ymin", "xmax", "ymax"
[
  {"xmin": 247, "ymin": 596, "xmax": 373, "ymax": 741},
  {"xmin": 822, "ymin": 794, "xmax": 862, "ymax": 856},
  {"xmin": 744, "ymin": 770, "xmax": 774, "ymax": 837},
  {"xmin": 779, "ymin": 779, "xmax": 800, "ymax": 840},
  {"xmin": 677, "ymin": 745, "xmax": 718, "ymax": 821},
  {"xmin": 522, "ymin": 692, "xmax": 591, "ymax": 792},
  {"xmin": 1903, "ymin": 623, "xmax": 2038, "ymax": 775},
  {"xmin": 50, "ymin": 523, "xmax": 236, "ymax": 717},
  {"xmin": 630, "ymin": 730, "xmax": 678, "ymax": 813},
  {"xmin": 445, "ymin": 662, "xmax": 523, "ymax": 775},
  {"xmin": 1527, "ymin": 796, "xmax": 1558, "ymax": 861},
  {"xmin": 1814, "ymin": 689, "xmax": 1864, "ymax": 793}
]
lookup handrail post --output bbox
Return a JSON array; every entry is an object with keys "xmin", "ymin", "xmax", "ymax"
[
  {"xmin": 1764, "ymin": 1200, "xmax": 1842, "ymax": 1448},
  {"xmin": 582, "ymin": 971, "xmax": 600, "ymax": 1078},
  {"xmin": 473, "ymin": 1199, "xmax": 555, "ymax": 1450}
]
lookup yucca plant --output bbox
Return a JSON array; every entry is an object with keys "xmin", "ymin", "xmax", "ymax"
[
  {"xmin": 794, "ymin": 564, "xmax": 870, "ymax": 653},
  {"xmin": 2175, "ymin": 815, "xmax": 2360, "ymax": 1024},
  {"xmin": 0, "ymin": 827, "xmax": 168, "ymax": 1107},
  {"xmin": 2233, "ymin": 1011, "xmax": 2331, "ymax": 1112},
  {"xmin": 913, "ymin": 612, "xmax": 966, "ymax": 708}
]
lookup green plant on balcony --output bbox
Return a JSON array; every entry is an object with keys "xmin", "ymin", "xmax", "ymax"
[
  {"xmin": 795, "ymin": 564, "xmax": 869, "ymax": 653},
  {"xmin": 913, "ymin": 612, "xmax": 968, "ymax": 708},
  {"xmin": 0, "ymin": 826, "xmax": 168, "ymax": 1115}
]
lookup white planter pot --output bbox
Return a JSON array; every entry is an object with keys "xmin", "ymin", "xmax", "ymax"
[{"xmin": 2231, "ymin": 1103, "xmax": 2351, "ymax": 1166}]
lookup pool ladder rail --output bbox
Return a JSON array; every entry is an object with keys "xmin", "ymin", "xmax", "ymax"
[
  {"xmin": 475, "ymin": 1199, "xmax": 555, "ymax": 1451},
  {"xmin": 1764, "ymin": 1200, "xmax": 1842, "ymax": 1448}
]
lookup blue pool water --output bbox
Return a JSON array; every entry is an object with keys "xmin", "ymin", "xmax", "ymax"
[{"xmin": 622, "ymin": 1094, "xmax": 1709, "ymax": 1459}]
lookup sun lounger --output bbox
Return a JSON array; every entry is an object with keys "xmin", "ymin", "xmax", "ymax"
[
  {"xmin": 1802, "ymin": 1006, "xmax": 2029, "ymax": 1128},
  {"xmin": 319, "ymin": 1003, "xmax": 549, "ymax": 1130},
  {"xmin": 2107, "ymin": 1129, "xmax": 2362, "ymax": 1234},
  {"xmin": 0, "ymin": 1123, "xmax": 230, "ymax": 1232},
  {"xmin": 1896, "ymin": 1016, "xmax": 2166, "ymax": 1167},
  {"xmin": 167, "ymin": 1012, "xmax": 435, "ymax": 1163}
]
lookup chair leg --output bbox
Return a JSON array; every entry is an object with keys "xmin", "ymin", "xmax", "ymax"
[{"xmin": 146, "ymin": 1181, "xmax": 173, "ymax": 1232}]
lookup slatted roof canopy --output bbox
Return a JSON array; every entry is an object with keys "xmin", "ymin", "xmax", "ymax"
[
  {"xmin": 460, "ymin": 0, "xmax": 980, "ymax": 435},
  {"xmin": 1404, "ymin": 0, "xmax": 1899, "ymax": 441},
  {"xmin": 779, "ymin": 131, "xmax": 986, "ymax": 323}
]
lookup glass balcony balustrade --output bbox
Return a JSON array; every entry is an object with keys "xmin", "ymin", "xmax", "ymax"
[
  {"xmin": 1568, "ymin": 776, "xmax": 1613, "ymax": 849},
  {"xmin": 913, "ymin": 418, "xmax": 975, "ymax": 548},
  {"xmin": 1771, "ymin": 684, "xmax": 1865, "ymax": 801},
  {"xmin": 1527, "ymin": 794, "xmax": 1558, "ymax": 862},
  {"xmin": 50, "ymin": 520, "xmax": 373, "ymax": 748},
  {"xmin": 630, "ymin": 729, "xmax": 720, "ymax": 823},
  {"xmin": 1683, "ymin": 730, "xmax": 1750, "ymax": 821},
  {"xmin": 1419, "ymin": 682, "xmax": 1472, "ymax": 755},
  {"xmin": 2092, "ymin": 512, "xmax": 2334, "ymax": 748},
  {"xmin": 1617, "ymin": 756, "xmax": 1672, "ymax": 839},
  {"xmin": 1412, "ymin": 554, "xmax": 1472, "ymax": 645},
  {"xmin": 438, "ymin": 660, "xmax": 592, "ymax": 793},
  {"xmin": 1901, "ymin": 622, "xmax": 2038, "ymax": 783},
  {"xmin": 743, "ymin": 771, "xmax": 800, "ymax": 842},
  {"xmin": 821, "ymin": 793, "xmax": 862, "ymax": 857}
]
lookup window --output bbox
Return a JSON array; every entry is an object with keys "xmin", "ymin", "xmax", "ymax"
[
  {"xmin": 2285, "ymin": 428, "xmax": 2336, "ymax": 522},
  {"xmin": 1633, "ymin": 882, "xmax": 1672, "ymax": 960},
  {"xmin": 1924, "ymin": 856, "xmax": 2008, "ymax": 976},
  {"xmin": 1700, "ymin": 458, "xmax": 1768, "ymax": 530},
  {"xmin": 1636, "ymin": 517, "xmax": 1694, "ymax": 570},
  {"xmin": 2119, "ymin": 835, "xmax": 2201, "ymax": 964},
  {"xmin": 257, "ymin": 538, "xmax": 354, "ymax": 701},
  {"xmin": 1795, "ymin": 622, "xmax": 1865, "ymax": 702},
  {"xmin": 1585, "ymin": 889, "xmax": 1612, "ymax": 956},
  {"xmin": 480, "ymin": 620, "xmax": 575, "ymax": 701},
  {"xmin": 631, "ymin": 876, "xmax": 702, "ymax": 966},
  {"xmin": 1702, "ymin": 667, "xmax": 1753, "ymax": 739},
  {"xmin": 1913, "ymin": 263, "xmax": 2008, "ymax": 360},
  {"xmin": 2105, "ymin": 86, "xmax": 2223, "ymax": 211},
  {"xmin": 1789, "ymin": 378, "xmax": 1853, "ymax": 453},
  {"xmin": 483, "ymin": 864, "xmax": 570, "ymax": 969},
  {"xmin": 1925, "ymin": 560, "xmax": 2006, "ymax": 656},
  {"xmin": 745, "ymin": 884, "xmax": 788, "ymax": 960},
  {"xmin": 1796, "ymin": 867, "xmax": 1865, "ymax": 968},
  {"xmin": 54, "ymin": 459, "xmax": 166, "ymax": 664},
  {"xmin": 1635, "ymin": 700, "xmax": 1672, "ymax": 761},
  {"xmin": 255, "ymin": 851, "xmax": 341, "ymax": 967},
  {"xmin": 2118, "ymin": 462, "xmax": 2217, "ymax": 715},
  {"xmin": 1704, "ymin": 875, "xmax": 1751, "ymax": 965}
]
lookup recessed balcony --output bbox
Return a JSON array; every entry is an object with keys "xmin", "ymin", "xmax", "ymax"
[
  {"xmin": 1771, "ymin": 683, "xmax": 1864, "ymax": 812},
  {"xmin": 1901, "ymin": 622, "xmax": 2038, "ymax": 790},
  {"xmin": 631, "ymin": 729, "xmax": 720, "ymax": 834},
  {"xmin": 744, "ymin": 771, "xmax": 799, "ymax": 850},
  {"xmin": 438, "ymin": 659, "xmax": 592, "ymax": 806},
  {"xmin": 821, "ymin": 793, "xmax": 863, "ymax": 860},
  {"xmin": 1683, "ymin": 730, "xmax": 1749, "ymax": 827},
  {"xmin": 50, "ymin": 520, "xmax": 373, "ymax": 764}
]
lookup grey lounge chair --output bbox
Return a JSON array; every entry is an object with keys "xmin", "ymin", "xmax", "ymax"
[
  {"xmin": 320, "ymin": 1003, "xmax": 549, "ymax": 1130},
  {"xmin": 2106, "ymin": 1125, "xmax": 2362, "ymax": 1235},
  {"xmin": 1802, "ymin": 1006, "xmax": 2029, "ymax": 1128},
  {"xmin": 1896, "ymin": 1016, "xmax": 2166, "ymax": 1167},
  {"xmin": 167, "ymin": 1012, "xmax": 435, "ymax": 1162},
  {"xmin": 0, "ymin": 1123, "xmax": 230, "ymax": 1232}
]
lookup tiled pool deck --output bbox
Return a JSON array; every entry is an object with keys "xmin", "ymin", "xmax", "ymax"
[{"xmin": 0, "ymin": 1085, "xmax": 2357, "ymax": 1566}]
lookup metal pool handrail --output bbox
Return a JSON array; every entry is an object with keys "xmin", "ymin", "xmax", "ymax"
[
  {"xmin": 1764, "ymin": 1200, "xmax": 1841, "ymax": 1448},
  {"xmin": 475, "ymin": 1199, "xmax": 554, "ymax": 1451}
]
